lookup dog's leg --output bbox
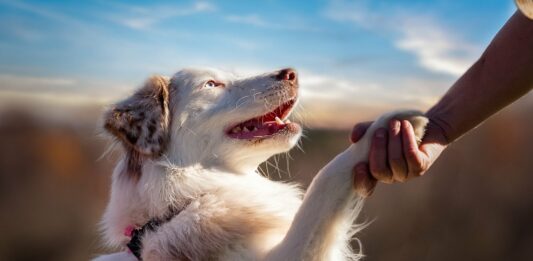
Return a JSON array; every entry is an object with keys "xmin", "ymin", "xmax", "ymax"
[{"xmin": 265, "ymin": 110, "xmax": 428, "ymax": 261}]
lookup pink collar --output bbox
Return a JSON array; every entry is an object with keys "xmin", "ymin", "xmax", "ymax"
[{"xmin": 124, "ymin": 225, "xmax": 135, "ymax": 237}]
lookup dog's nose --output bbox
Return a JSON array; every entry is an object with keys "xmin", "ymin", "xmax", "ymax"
[{"xmin": 276, "ymin": 68, "xmax": 297, "ymax": 83}]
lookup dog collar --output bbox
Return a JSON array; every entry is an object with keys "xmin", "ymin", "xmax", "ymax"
[{"xmin": 124, "ymin": 205, "xmax": 186, "ymax": 260}]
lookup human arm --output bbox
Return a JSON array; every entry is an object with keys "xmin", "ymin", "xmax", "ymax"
[{"xmin": 352, "ymin": 11, "xmax": 533, "ymax": 195}]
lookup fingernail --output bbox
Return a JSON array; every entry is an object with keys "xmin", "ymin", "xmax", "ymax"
[
  {"xmin": 390, "ymin": 120, "xmax": 400, "ymax": 134},
  {"xmin": 355, "ymin": 165, "xmax": 367, "ymax": 175},
  {"xmin": 375, "ymin": 128, "xmax": 386, "ymax": 138}
]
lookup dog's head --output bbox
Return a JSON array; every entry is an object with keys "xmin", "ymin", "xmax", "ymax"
[{"xmin": 104, "ymin": 68, "xmax": 301, "ymax": 175}]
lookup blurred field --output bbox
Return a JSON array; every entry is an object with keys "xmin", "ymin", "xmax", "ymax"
[{"xmin": 0, "ymin": 94, "xmax": 531, "ymax": 261}]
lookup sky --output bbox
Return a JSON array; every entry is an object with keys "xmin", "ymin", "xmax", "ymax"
[{"xmin": 0, "ymin": 0, "xmax": 518, "ymax": 128}]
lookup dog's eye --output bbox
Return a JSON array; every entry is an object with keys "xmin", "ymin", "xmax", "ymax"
[{"xmin": 204, "ymin": 80, "xmax": 222, "ymax": 88}]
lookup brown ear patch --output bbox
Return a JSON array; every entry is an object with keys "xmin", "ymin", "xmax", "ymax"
[{"xmin": 104, "ymin": 75, "xmax": 171, "ymax": 159}]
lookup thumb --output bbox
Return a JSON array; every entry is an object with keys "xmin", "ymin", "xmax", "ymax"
[
  {"xmin": 353, "ymin": 163, "xmax": 377, "ymax": 197},
  {"xmin": 350, "ymin": 121, "xmax": 373, "ymax": 143}
]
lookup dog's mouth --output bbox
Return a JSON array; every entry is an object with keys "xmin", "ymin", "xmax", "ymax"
[{"xmin": 226, "ymin": 98, "xmax": 298, "ymax": 140}]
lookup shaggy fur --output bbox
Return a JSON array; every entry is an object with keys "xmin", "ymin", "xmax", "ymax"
[{"xmin": 94, "ymin": 68, "xmax": 428, "ymax": 261}]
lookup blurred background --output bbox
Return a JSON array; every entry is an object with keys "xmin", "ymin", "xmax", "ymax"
[{"xmin": 0, "ymin": 0, "xmax": 532, "ymax": 260}]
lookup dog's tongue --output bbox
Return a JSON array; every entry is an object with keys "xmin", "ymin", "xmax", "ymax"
[{"xmin": 228, "ymin": 121, "xmax": 286, "ymax": 139}]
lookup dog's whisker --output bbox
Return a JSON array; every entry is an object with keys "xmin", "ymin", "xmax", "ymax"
[
  {"xmin": 273, "ymin": 154, "xmax": 282, "ymax": 179},
  {"xmin": 295, "ymin": 138, "xmax": 305, "ymax": 153},
  {"xmin": 234, "ymin": 95, "xmax": 251, "ymax": 110},
  {"xmin": 264, "ymin": 160, "xmax": 287, "ymax": 178},
  {"xmin": 284, "ymin": 152, "xmax": 292, "ymax": 178},
  {"xmin": 97, "ymin": 140, "xmax": 120, "ymax": 162}
]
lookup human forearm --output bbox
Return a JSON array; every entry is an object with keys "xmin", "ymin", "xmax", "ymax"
[
  {"xmin": 349, "ymin": 11, "xmax": 533, "ymax": 184},
  {"xmin": 427, "ymin": 11, "xmax": 533, "ymax": 143}
]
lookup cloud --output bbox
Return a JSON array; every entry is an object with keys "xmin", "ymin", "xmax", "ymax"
[
  {"xmin": 107, "ymin": 1, "xmax": 216, "ymax": 30},
  {"xmin": 0, "ymin": 0, "xmax": 74, "ymax": 24},
  {"xmin": 0, "ymin": 89, "xmax": 109, "ymax": 107},
  {"xmin": 221, "ymin": 37, "xmax": 261, "ymax": 51},
  {"xmin": 324, "ymin": 0, "xmax": 480, "ymax": 77},
  {"xmin": 224, "ymin": 14, "xmax": 269, "ymax": 27},
  {"xmin": 296, "ymin": 71, "xmax": 439, "ymax": 128},
  {"xmin": 0, "ymin": 74, "xmax": 76, "ymax": 91},
  {"xmin": 0, "ymin": 69, "xmax": 440, "ymax": 129},
  {"xmin": 0, "ymin": 74, "xmax": 132, "ymax": 106},
  {"xmin": 394, "ymin": 17, "xmax": 478, "ymax": 76},
  {"xmin": 223, "ymin": 14, "xmax": 323, "ymax": 32}
]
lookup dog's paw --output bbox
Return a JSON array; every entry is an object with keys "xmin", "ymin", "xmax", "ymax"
[{"xmin": 375, "ymin": 110, "xmax": 429, "ymax": 144}]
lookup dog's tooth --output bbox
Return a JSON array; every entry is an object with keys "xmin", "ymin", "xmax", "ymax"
[
  {"xmin": 285, "ymin": 119, "xmax": 291, "ymax": 124},
  {"xmin": 252, "ymin": 126, "xmax": 258, "ymax": 131},
  {"xmin": 243, "ymin": 127, "xmax": 250, "ymax": 132},
  {"xmin": 275, "ymin": 116, "xmax": 284, "ymax": 125},
  {"xmin": 232, "ymin": 127, "xmax": 241, "ymax": 133}
]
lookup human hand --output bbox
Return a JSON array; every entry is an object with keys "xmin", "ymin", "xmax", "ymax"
[{"xmin": 352, "ymin": 118, "xmax": 449, "ymax": 197}]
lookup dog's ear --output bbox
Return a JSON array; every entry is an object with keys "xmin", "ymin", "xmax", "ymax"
[{"xmin": 104, "ymin": 75, "xmax": 171, "ymax": 157}]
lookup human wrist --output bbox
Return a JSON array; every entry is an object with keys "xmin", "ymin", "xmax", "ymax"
[{"xmin": 424, "ymin": 111, "xmax": 454, "ymax": 146}]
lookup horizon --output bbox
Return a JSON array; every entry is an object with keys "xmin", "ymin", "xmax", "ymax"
[{"xmin": 0, "ymin": 0, "xmax": 518, "ymax": 128}]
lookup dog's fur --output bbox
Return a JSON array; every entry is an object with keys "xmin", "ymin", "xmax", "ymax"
[{"xmin": 94, "ymin": 68, "xmax": 428, "ymax": 261}]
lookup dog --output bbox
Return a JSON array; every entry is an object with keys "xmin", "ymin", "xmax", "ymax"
[{"xmin": 94, "ymin": 68, "xmax": 428, "ymax": 261}]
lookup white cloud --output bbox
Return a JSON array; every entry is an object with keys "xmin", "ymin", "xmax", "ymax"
[
  {"xmin": 0, "ymin": 74, "xmax": 131, "ymax": 105},
  {"xmin": 0, "ymin": 69, "xmax": 441, "ymax": 129},
  {"xmin": 0, "ymin": 89, "xmax": 110, "ymax": 107},
  {"xmin": 0, "ymin": 0, "xmax": 75, "ymax": 24},
  {"xmin": 394, "ymin": 16, "xmax": 478, "ymax": 76},
  {"xmin": 0, "ymin": 74, "xmax": 76, "ymax": 90},
  {"xmin": 107, "ymin": 1, "xmax": 216, "ymax": 30},
  {"xmin": 223, "ymin": 14, "xmax": 323, "ymax": 32},
  {"xmin": 324, "ymin": 0, "xmax": 480, "ymax": 77},
  {"xmin": 296, "ymin": 70, "xmax": 440, "ymax": 128},
  {"xmin": 225, "ymin": 14, "xmax": 269, "ymax": 27},
  {"xmin": 223, "ymin": 37, "xmax": 261, "ymax": 51}
]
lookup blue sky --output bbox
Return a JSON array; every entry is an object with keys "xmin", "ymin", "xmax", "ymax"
[{"xmin": 0, "ymin": 0, "xmax": 517, "ymax": 127}]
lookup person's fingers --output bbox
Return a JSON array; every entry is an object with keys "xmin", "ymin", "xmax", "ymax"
[
  {"xmin": 369, "ymin": 128, "xmax": 393, "ymax": 183},
  {"xmin": 350, "ymin": 121, "xmax": 373, "ymax": 143},
  {"xmin": 353, "ymin": 163, "xmax": 377, "ymax": 198},
  {"xmin": 388, "ymin": 120, "xmax": 408, "ymax": 182},
  {"xmin": 401, "ymin": 120, "xmax": 428, "ymax": 178}
]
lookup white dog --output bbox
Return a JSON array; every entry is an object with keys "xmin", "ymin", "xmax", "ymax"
[{"xmin": 94, "ymin": 68, "xmax": 428, "ymax": 261}]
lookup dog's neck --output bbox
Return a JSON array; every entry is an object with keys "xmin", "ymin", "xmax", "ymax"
[
  {"xmin": 149, "ymin": 142, "xmax": 262, "ymax": 177},
  {"xmin": 133, "ymin": 158, "xmax": 260, "ymax": 213},
  {"xmin": 164, "ymin": 151, "xmax": 261, "ymax": 176},
  {"xmin": 164, "ymin": 131, "xmax": 268, "ymax": 175}
]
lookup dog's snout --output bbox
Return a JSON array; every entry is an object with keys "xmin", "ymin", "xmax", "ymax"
[{"xmin": 276, "ymin": 68, "xmax": 297, "ymax": 83}]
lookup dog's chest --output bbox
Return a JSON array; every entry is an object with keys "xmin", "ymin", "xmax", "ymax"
[
  {"xmin": 130, "ymin": 168, "xmax": 303, "ymax": 228},
  {"xmin": 134, "ymin": 170, "xmax": 304, "ymax": 258}
]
